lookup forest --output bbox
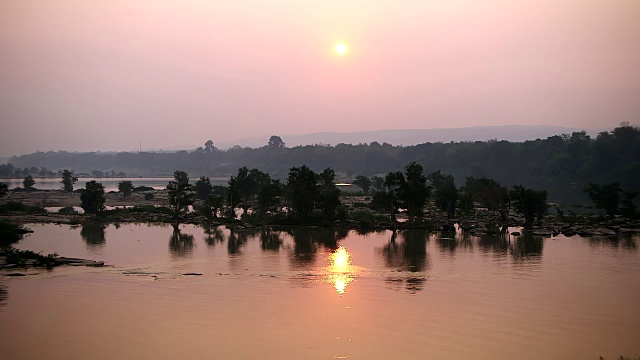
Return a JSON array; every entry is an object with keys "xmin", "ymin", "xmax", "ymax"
[{"xmin": 3, "ymin": 124, "xmax": 639, "ymax": 206}]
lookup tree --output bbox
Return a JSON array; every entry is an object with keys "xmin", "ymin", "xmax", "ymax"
[
  {"xmin": 584, "ymin": 183, "xmax": 621, "ymax": 217},
  {"xmin": 200, "ymin": 192, "xmax": 225, "ymax": 220},
  {"xmin": 465, "ymin": 177, "xmax": 510, "ymax": 221},
  {"xmin": 510, "ymin": 185, "xmax": 548, "ymax": 228},
  {"xmin": 23, "ymin": 175, "xmax": 35, "ymax": 190},
  {"xmin": 428, "ymin": 171, "xmax": 458, "ymax": 219},
  {"xmin": 383, "ymin": 171, "xmax": 405, "ymax": 224},
  {"xmin": 91, "ymin": 170, "xmax": 104, "ymax": 178},
  {"xmin": 225, "ymin": 177, "xmax": 242, "ymax": 219},
  {"xmin": 61, "ymin": 170, "xmax": 78, "ymax": 192},
  {"xmin": 620, "ymin": 189, "xmax": 638, "ymax": 219},
  {"xmin": 268, "ymin": 135, "xmax": 285, "ymax": 148},
  {"xmin": 166, "ymin": 171, "xmax": 196, "ymax": 219},
  {"xmin": 235, "ymin": 167, "xmax": 260, "ymax": 216},
  {"xmin": 257, "ymin": 179, "xmax": 282, "ymax": 217},
  {"xmin": 317, "ymin": 168, "xmax": 341, "ymax": 219},
  {"xmin": 80, "ymin": 181, "xmax": 106, "ymax": 215},
  {"xmin": 0, "ymin": 182, "xmax": 7, "ymax": 198},
  {"xmin": 353, "ymin": 175, "xmax": 372, "ymax": 194},
  {"xmin": 204, "ymin": 140, "xmax": 217, "ymax": 153},
  {"xmin": 402, "ymin": 163, "xmax": 430, "ymax": 224},
  {"xmin": 118, "ymin": 180, "xmax": 134, "ymax": 198},
  {"xmin": 195, "ymin": 176, "xmax": 213, "ymax": 200},
  {"xmin": 371, "ymin": 176, "xmax": 385, "ymax": 192},
  {"xmin": 287, "ymin": 165, "xmax": 319, "ymax": 219}
]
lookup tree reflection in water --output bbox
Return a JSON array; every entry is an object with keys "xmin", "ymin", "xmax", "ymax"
[
  {"xmin": 287, "ymin": 227, "xmax": 348, "ymax": 268},
  {"xmin": 380, "ymin": 229, "xmax": 430, "ymax": 293},
  {"xmin": 80, "ymin": 223, "xmax": 106, "ymax": 252},
  {"xmin": 227, "ymin": 228, "xmax": 258, "ymax": 255},
  {"xmin": 169, "ymin": 224, "xmax": 194, "ymax": 258},
  {"xmin": 510, "ymin": 235, "xmax": 544, "ymax": 262},
  {"xmin": 202, "ymin": 225, "xmax": 224, "ymax": 247},
  {"xmin": 587, "ymin": 233, "xmax": 637, "ymax": 250},
  {"xmin": 260, "ymin": 228, "xmax": 282, "ymax": 251},
  {"xmin": 0, "ymin": 281, "xmax": 7, "ymax": 310}
]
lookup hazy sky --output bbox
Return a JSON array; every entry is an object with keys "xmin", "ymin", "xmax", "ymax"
[{"xmin": 1, "ymin": 0, "xmax": 639, "ymax": 156}]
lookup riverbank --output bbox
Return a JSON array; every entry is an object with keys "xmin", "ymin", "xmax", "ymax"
[{"xmin": 1, "ymin": 189, "xmax": 639, "ymax": 236}]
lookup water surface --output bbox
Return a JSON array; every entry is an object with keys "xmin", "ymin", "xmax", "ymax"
[{"xmin": 1, "ymin": 224, "xmax": 639, "ymax": 359}]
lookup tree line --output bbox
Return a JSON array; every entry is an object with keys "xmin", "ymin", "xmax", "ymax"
[
  {"xmin": 6, "ymin": 125, "xmax": 639, "ymax": 205},
  {"xmin": 38, "ymin": 163, "xmax": 636, "ymax": 229}
]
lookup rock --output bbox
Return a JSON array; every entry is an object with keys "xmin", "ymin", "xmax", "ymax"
[
  {"xmin": 442, "ymin": 224, "xmax": 456, "ymax": 232},
  {"xmin": 594, "ymin": 228, "xmax": 617, "ymax": 236},
  {"xmin": 511, "ymin": 231, "xmax": 522, "ymax": 236},
  {"xmin": 5, "ymin": 272, "xmax": 26, "ymax": 277},
  {"xmin": 55, "ymin": 257, "xmax": 105, "ymax": 267},
  {"xmin": 183, "ymin": 273, "xmax": 203, "ymax": 276}
]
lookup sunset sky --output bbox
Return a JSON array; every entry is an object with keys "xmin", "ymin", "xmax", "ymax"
[{"xmin": 1, "ymin": 0, "xmax": 639, "ymax": 156}]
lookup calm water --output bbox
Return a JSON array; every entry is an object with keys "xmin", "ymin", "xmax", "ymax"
[
  {"xmin": 3, "ymin": 177, "xmax": 179, "ymax": 191},
  {"xmin": 3, "ymin": 178, "xmax": 360, "ymax": 192},
  {"xmin": 1, "ymin": 224, "xmax": 639, "ymax": 360}
]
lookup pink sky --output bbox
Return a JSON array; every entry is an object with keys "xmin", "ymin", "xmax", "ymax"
[{"xmin": 1, "ymin": 0, "xmax": 639, "ymax": 155}]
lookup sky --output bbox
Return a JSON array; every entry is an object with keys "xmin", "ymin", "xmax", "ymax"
[{"xmin": 1, "ymin": 0, "xmax": 639, "ymax": 156}]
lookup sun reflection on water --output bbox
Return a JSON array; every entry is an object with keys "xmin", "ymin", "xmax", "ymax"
[{"xmin": 326, "ymin": 246, "xmax": 358, "ymax": 295}]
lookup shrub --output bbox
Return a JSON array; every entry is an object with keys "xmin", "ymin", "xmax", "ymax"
[{"xmin": 58, "ymin": 207, "xmax": 78, "ymax": 214}]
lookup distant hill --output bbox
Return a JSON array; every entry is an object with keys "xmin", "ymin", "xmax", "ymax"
[{"xmin": 212, "ymin": 125, "xmax": 605, "ymax": 149}]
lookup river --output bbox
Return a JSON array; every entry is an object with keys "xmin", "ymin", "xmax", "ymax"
[{"xmin": 1, "ymin": 224, "xmax": 639, "ymax": 359}]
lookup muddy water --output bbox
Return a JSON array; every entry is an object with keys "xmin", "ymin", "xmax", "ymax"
[{"xmin": 1, "ymin": 224, "xmax": 639, "ymax": 359}]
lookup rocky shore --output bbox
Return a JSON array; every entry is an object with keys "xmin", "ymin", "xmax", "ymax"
[{"xmin": 1, "ymin": 190, "xmax": 639, "ymax": 237}]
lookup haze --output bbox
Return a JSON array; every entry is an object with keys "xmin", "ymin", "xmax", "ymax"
[{"xmin": 1, "ymin": 0, "xmax": 639, "ymax": 156}]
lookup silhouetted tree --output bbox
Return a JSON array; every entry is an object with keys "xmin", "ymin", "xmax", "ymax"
[
  {"xmin": 465, "ymin": 177, "xmax": 510, "ymax": 221},
  {"xmin": 61, "ymin": 169, "xmax": 78, "ymax": 192},
  {"xmin": 510, "ymin": 185, "xmax": 548, "ymax": 228},
  {"xmin": 91, "ymin": 170, "xmax": 104, "ymax": 178},
  {"xmin": 204, "ymin": 140, "xmax": 217, "ymax": 153},
  {"xmin": 225, "ymin": 176, "xmax": 242, "ymax": 219},
  {"xmin": 371, "ymin": 176, "xmax": 385, "ymax": 192},
  {"xmin": 257, "ymin": 178, "xmax": 282, "ymax": 216},
  {"xmin": 118, "ymin": 180, "xmax": 133, "ymax": 198},
  {"xmin": 383, "ymin": 171, "xmax": 405, "ymax": 224},
  {"xmin": 402, "ymin": 163, "xmax": 430, "ymax": 224},
  {"xmin": 620, "ymin": 189, "xmax": 638, "ymax": 219},
  {"xmin": 584, "ymin": 183, "xmax": 621, "ymax": 217},
  {"xmin": 287, "ymin": 165, "xmax": 318, "ymax": 219},
  {"xmin": 0, "ymin": 182, "xmax": 7, "ymax": 197},
  {"xmin": 353, "ymin": 175, "xmax": 372, "ymax": 194},
  {"xmin": 80, "ymin": 181, "xmax": 106, "ymax": 215},
  {"xmin": 195, "ymin": 176, "xmax": 213, "ymax": 200},
  {"xmin": 200, "ymin": 192, "xmax": 225, "ymax": 220},
  {"xmin": 317, "ymin": 168, "xmax": 341, "ymax": 219},
  {"xmin": 428, "ymin": 171, "xmax": 457, "ymax": 219},
  {"xmin": 166, "ymin": 171, "xmax": 195, "ymax": 219},
  {"xmin": 23, "ymin": 175, "xmax": 35, "ymax": 190},
  {"xmin": 268, "ymin": 135, "xmax": 285, "ymax": 148}
]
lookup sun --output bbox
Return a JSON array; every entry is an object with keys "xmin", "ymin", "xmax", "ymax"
[{"xmin": 335, "ymin": 43, "xmax": 347, "ymax": 55}]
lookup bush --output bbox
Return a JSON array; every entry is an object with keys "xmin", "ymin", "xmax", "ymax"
[
  {"xmin": 4, "ymin": 248, "xmax": 58, "ymax": 269},
  {"xmin": 0, "ymin": 201, "xmax": 47, "ymax": 214},
  {"xmin": 144, "ymin": 193, "xmax": 154, "ymax": 200},
  {"xmin": 350, "ymin": 210, "xmax": 384, "ymax": 228},
  {"xmin": 134, "ymin": 186, "xmax": 155, "ymax": 192},
  {"xmin": 0, "ymin": 220, "xmax": 32, "ymax": 247},
  {"xmin": 57, "ymin": 206, "xmax": 78, "ymax": 214}
]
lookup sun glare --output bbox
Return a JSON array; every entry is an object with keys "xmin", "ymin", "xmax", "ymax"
[
  {"xmin": 327, "ymin": 246, "xmax": 356, "ymax": 295},
  {"xmin": 335, "ymin": 43, "xmax": 347, "ymax": 55}
]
